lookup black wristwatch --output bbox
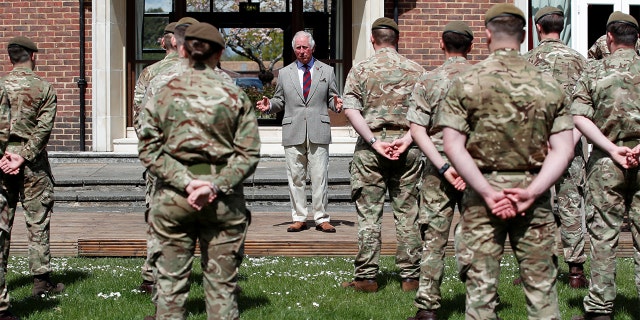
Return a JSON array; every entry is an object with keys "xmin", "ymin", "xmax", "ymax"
[{"xmin": 438, "ymin": 163, "xmax": 451, "ymax": 176}]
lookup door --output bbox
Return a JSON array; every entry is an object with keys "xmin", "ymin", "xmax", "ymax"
[{"xmin": 574, "ymin": 0, "xmax": 640, "ymax": 56}]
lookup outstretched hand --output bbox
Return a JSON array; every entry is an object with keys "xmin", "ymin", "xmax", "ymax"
[{"xmin": 256, "ymin": 96, "xmax": 270, "ymax": 113}]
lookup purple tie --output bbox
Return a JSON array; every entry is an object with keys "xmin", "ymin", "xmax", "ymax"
[{"xmin": 303, "ymin": 64, "xmax": 311, "ymax": 100}]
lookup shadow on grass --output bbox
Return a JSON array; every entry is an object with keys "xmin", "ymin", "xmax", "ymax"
[{"xmin": 10, "ymin": 269, "xmax": 90, "ymax": 318}]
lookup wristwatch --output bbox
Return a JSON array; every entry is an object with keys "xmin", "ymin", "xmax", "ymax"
[
  {"xmin": 369, "ymin": 137, "xmax": 377, "ymax": 145},
  {"xmin": 438, "ymin": 163, "xmax": 451, "ymax": 176}
]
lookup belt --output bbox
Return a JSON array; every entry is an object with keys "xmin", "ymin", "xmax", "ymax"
[
  {"xmin": 480, "ymin": 168, "xmax": 541, "ymax": 175},
  {"xmin": 370, "ymin": 126, "xmax": 406, "ymax": 139},
  {"xmin": 187, "ymin": 163, "xmax": 225, "ymax": 175},
  {"xmin": 188, "ymin": 163, "xmax": 212, "ymax": 175},
  {"xmin": 616, "ymin": 138, "xmax": 640, "ymax": 148},
  {"xmin": 8, "ymin": 136, "xmax": 26, "ymax": 146}
]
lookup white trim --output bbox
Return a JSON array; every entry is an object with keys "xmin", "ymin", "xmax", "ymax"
[{"xmin": 92, "ymin": 0, "xmax": 127, "ymax": 151}]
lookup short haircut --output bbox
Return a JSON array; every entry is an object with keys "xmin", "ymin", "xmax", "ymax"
[
  {"xmin": 173, "ymin": 24, "xmax": 188, "ymax": 47},
  {"xmin": 607, "ymin": 22, "xmax": 639, "ymax": 46},
  {"xmin": 537, "ymin": 13, "xmax": 564, "ymax": 34},
  {"xmin": 372, "ymin": 28, "xmax": 398, "ymax": 46},
  {"xmin": 442, "ymin": 32, "xmax": 473, "ymax": 53},
  {"xmin": 163, "ymin": 33, "xmax": 176, "ymax": 51},
  {"xmin": 7, "ymin": 45, "xmax": 31, "ymax": 64},
  {"xmin": 486, "ymin": 15, "xmax": 525, "ymax": 43},
  {"xmin": 291, "ymin": 31, "xmax": 315, "ymax": 49}
]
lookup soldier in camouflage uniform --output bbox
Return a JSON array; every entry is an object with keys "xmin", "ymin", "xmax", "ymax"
[
  {"xmin": 133, "ymin": 20, "xmax": 180, "ymax": 294},
  {"xmin": 0, "ymin": 85, "xmax": 18, "ymax": 320},
  {"xmin": 587, "ymin": 33, "xmax": 640, "ymax": 60},
  {"xmin": 436, "ymin": 4, "xmax": 574, "ymax": 319},
  {"xmin": 136, "ymin": 18, "xmax": 234, "ymax": 296},
  {"xmin": 341, "ymin": 17, "xmax": 423, "ymax": 293},
  {"xmin": 138, "ymin": 22, "xmax": 260, "ymax": 320},
  {"xmin": 0, "ymin": 37, "xmax": 64, "ymax": 299},
  {"xmin": 571, "ymin": 12, "xmax": 640, "ymax": 320},
  {"xmin": 406, "ymin": 21, "xmax": 473, "ymax": 320},
  {"xmin": 522, "ymin": 6, "xmax": 589, "ymax": 289}
]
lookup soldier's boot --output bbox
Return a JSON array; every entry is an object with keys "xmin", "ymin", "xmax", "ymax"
[
  {"xmin": 401, "ymin": 278, "xmax": 419, "ymax": 292},
  {"xmin": 571, "ymin": 312, "xmax": 611, "ymax": 320},
  {"xmin": 341, "ymin": 278, "xmax": 378, "ymax": 292},
  {"xmin": 568, "ymin": 263, "xmax": 589, "ymax": 289},
  {"xmin": 137, "ymin": 280, "xmax": 154, "ymax": 294},
  {"xmin": 32, "ymin": 273, "xmax": 65, "ymax": 297}
]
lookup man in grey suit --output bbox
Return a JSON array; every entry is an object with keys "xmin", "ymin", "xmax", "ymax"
[{"xmin": 257, "ymin": 30, "xmax": 342, "ymax": 233}]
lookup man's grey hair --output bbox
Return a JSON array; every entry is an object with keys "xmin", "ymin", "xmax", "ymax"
[{"xmin": 291, "ymin": 31, "xmax": 315, "ymax": 49}]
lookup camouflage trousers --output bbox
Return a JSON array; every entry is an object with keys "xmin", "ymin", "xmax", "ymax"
[
  {"xmin": 582, "ymin": 149, "xmax": 640, "ymax": 314},
  {"xmin": 1, "ymin": 147, "xmax": 54, "ymax": 277},
  {"xmin": 553, "ymin": 142, "xmax": 587, "ymax": 264},
  {"xmin": 414, "ymin": 156, "xmax": 462, "ymax": 310},
  {"xmin": 456, "ymin": 172, "xmax": 559, "ymax": 320},
  {"xmin": 0, "ymin": 191, "xmax": 11, "ymax": 312},
  {"xmin": 349, "ymin": 140, "xmax": 422, "ymax": 280},
  {"xmin": 149, "ymin": 186, "xmax": 248, "ymax": 320},
  {"xmin": 141, "ymin": 169, "xmax": 157, "ymax": 283}
]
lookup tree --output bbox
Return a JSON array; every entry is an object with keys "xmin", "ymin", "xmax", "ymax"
[{"xmin": 222, "ymin": 28, "xmax": 283, "ymax": 84}]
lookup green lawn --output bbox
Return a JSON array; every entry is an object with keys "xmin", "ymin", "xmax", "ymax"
[{"xmin": 5, "ymin": 255, "xmax": 638, "ymax": 319}]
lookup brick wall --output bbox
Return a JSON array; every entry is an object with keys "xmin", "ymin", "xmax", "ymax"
[
  {"xmin": 386, "ymin": 0, "xmax": 511, "ymax": 70},
  {"xmin": 0, "ymin": 0, "xmax": 92, "ymax": 151}
]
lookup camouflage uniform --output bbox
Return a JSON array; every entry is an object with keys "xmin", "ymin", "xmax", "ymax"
[
  {"xmin": 587, "ymin": 34, "xmax": 640, "ymax": 59},
  {"xmin": 524, "ymin": 38, "xmax": 588, "ymax": 266},
  {"xmin": 134, "ymin": 52, "xmax": 182, "ymax": 288},
  {"xmin": 437, "ymin": 48, "xmax": 572, "ymax": 319},
  {"xmin": 343, "ymin": 47, "xmax": 423, "ymax": 282},
  {"xmin": 138, "ymin": 64, "xmax": 260, "ymax": 320},
  {"xmin": 406, "ymin": 56, "xmax": 469, "ymax": 311},
  {"xmin": 136, "ymin": 57, "xmax": 232, "ymax": 287},
  {"xmin": 0, "ymin": 66, "xmax": 57, "ymax": 280},
  {"xmin": 0, "ymin": 86, "xmax": 13, "ymax": 314},
  {"xmin": 571, "ymin": 48, "xmax": 640, "ymax": 315}
]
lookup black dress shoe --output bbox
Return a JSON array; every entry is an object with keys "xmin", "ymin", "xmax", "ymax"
[{"xmin": 408, "ymin": 309, "xmax": 437, "ymax": 320}]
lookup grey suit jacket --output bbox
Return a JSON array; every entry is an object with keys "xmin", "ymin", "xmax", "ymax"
[{"xmin": 269, "ymin": 59, "xmax": 340, "ymax": 146}]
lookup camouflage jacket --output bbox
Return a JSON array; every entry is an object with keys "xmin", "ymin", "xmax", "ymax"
[
  {"xmin": 407, "ymin": 56, "xmax": 470, "ymax": 153},
  {"xmin": 0, "ymin": 66, "xmax": 56, "ymax": 162},
  {"xmin": 135, "ymin": 58, "xmax": 234, "ymax": 133},
  {"xmin": 436, "ymin": 48, "xmax": 573, "ymax": 171},
  {"xmin": 137, "ymin": 65, "xmax": 261, "ymax": 195},
  {"xmin": 0, "ymin": 86, "xmax": 10, "ymax": 155},
  {"xmin": 572, "ymin": 48, "xmax": 640, "ymax": 142},
  {"xmin": 343, "ymin": 47, "xmax": 426, "ymax": 130},
  {"xmin": 132, "ymin": 52, "xmax": 181, "ymax": 131},
  {"xmin": 525, "ymin": 38, "xmax": 586, "ymax": 97},
  {"xmin": 587, "ymin": 34, "xmax": 640, "ymax": 60}
]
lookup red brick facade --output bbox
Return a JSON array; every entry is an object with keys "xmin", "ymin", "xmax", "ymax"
[
  {"xmin": 387, "ymin": 0, "xmax": 511, "ymax": 70},
  {"xmin": 0, "ymin": 0, "xmax": 92, "ymax": 151},
  {"xmin": 0, "ymin": 1, "xmax": 517, "ymax": 152}
]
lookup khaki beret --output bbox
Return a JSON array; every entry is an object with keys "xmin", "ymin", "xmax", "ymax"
[
  {"xmin": 485, "ymin": 3, "xmax": 526, "ymax": 25},
  {"xmin": 164, "ymin": 22, "xmax": 178, "ymax": 34},
  {"xmin": 8, "ymin": 36, "xmax": 38, "ymax": 52},
  {"xmin": 372, "ymin": 17, "xmax": 399, "ymax": 34},
  {"xmin": 535, "ymin": 6, "xmax": 564, "ymax": 23},
  {"xmin": 176, "ymin": 16, "xmax": 199, "ymax": 26},
  {"xmin": 443, "ymin": 21, "xmax": 473, "ymax": 40},
  {"xmin": 185, "ymin": 22, "xmax": 225, "ymax": 48},
  {"xmin": 607, "ymin": 11, "xmax": 639, "ymax": 30}
]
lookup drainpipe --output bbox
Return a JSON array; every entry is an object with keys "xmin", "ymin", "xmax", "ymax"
[
  {"xmin": 394, "ymin": 0, "xmax": 399, "ymax": 52},
  {"xmin": 77, "ymin": 0, "xmax": 87, "ymax": 151}
]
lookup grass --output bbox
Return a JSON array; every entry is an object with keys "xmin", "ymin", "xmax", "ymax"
[{"xmin": 4, "ymin": 254, "xmax": 639, "ymax": 319}]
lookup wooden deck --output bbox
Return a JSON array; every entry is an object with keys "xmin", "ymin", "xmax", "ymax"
[{"xmin": 8, "ymin": 208, "xmax": 637, "ymax": 258}]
